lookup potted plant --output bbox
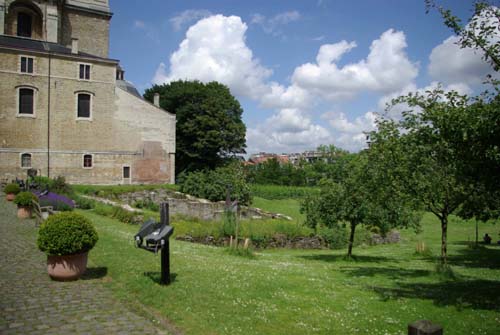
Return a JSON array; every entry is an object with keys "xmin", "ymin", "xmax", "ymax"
[
  {"xmin": 4, "ymin": 183, "xmax": 21, "ymax": 201},
  {"xmin": 37, "ymin": 212, "xmax": 98, "ymax": 281},
  {"xmin": 13, "ymin": 191, "xmax": 37, "ymax": 219}
]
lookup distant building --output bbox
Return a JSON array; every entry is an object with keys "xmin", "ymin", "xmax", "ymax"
[
  {"xmin": 0, "ymin": 0, "xmax": 176, "ymax": 184},
  {"xmin": 247, "ymin": 153, "xmax": 289, "ymax": 165}
]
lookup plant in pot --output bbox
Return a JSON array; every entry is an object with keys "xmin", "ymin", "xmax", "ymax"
[
  {"xmin": 13, "ymin": 192, "xmax": 37, "ymax": 219},
  {"xmin": 37, "ymin": 212, "xmax": 98, "ymax": 281},
  {"xmin": 4, "ymin": 183, "xmax": 21, "ymax": 201}
]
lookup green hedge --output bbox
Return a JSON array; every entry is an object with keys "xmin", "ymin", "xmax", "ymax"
[{"xmin": 37, "ymin": 212, "xmax": 98, "ymax": 256}]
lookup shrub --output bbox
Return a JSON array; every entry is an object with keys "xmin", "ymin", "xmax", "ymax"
[
  {"xmin": 37, "ymin": 212, "xmax": 98, "ymax": 256},
  {"xmin": 34, "ymin": 191, "xmax": 75, "ymax": 211},
  {"xmin": 13, "ymin": 192, "xmax": 38, "ymax": 207},
  {"xmin": 30, "ymin": 176, "xmax": 73, "ymax": 197},
  {"xmin": 179, "ymin": 163, "xmax": 251, "ymax": 205},
  {"xmin": 4, "ymin": 183, "xmax": 21, "ymax": 195},
  {"xmin": 133, "ymin": 199, "xmax": 159, "ymax": 212},
  {"xmin": 111, "ymin": 206, "xmax": 136, "ymax": 224},
  {"xmin": 317, "ymin": 225, "xmax": 348, "ymax": 249},
  {"xmin": 73, "ymin": 195, "xmax": 95, "ymax": 210},
  {"xmin": 221, "ymin": 210, "xmax": 237, "ymax": 237}
]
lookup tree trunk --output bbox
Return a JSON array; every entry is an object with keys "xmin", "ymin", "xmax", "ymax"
[
  {"xmin": 347, "ymin": 223, "xmax": 356, "ymax": 258},
  {"xmin": 440, "ymin": 215, "xmax": 448, "ymax": 264}
]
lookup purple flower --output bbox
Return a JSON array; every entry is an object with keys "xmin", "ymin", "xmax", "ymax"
[{"xmin": 32, "ymin": 191, "xmax": 75, "ymax": 211}]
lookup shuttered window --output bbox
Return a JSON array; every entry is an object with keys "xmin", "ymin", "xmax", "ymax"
[
  {"xmin": 19, "ymin": 88, "xmax": 34, "ymax": 115},
  {"xmin": 77, "ymin": 93, "xmax": 91, "ymax": 118}
]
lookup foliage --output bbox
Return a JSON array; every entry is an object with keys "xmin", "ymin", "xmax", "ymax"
[
  {"xmin": 179, "ymin": 163, "xmax": 251, "ymax": 205},
  {"xmin": 221, "ymin": 209, "xmax": 237, "ymax": 237},
  {"xmin": 33, "ymin": 191, "xmax": 75, "ymax": 211},
  {"xmin": 13, "ymin": 191, "xmax": 37, "ymax": 207},
  {"xmin": 37, "ymin": 212, "xmax": 98, "ymax": 256},
  {"xmin": 31, "ymin": 176, "xmax": 73, "ymax": 196},
  {"xmin": 302, "ymin": 153, "xmax": 419, "ymax": 257},
  {"xmin": 73, "ymin": 195, "xmax": 96, "ymax": 210},
  {"xmin": 4, "ymin": 183, "xmax": 21, "ymax": 195},
  {"xmin": 144, "ymin": 80, "xmax": 247, "ymax": 175},
  {"xmin": 316, "ymin": 225, "xmax": 348, "ymax": 249},
  {"xmin": 133, "ymin": 199, "xmax": 159, "ymax": 212},
  {"xmin": 250, "ymin": 184, "xmax": 319, "ymax": 200},
  {"xmin": 92, "ymin": 203, "xmax": 142, "ymax": 225}
]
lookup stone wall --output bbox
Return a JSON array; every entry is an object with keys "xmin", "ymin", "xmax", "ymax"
[{"xmin": 116, "ymin": 189, "xmax": 292, "ymax": 221}]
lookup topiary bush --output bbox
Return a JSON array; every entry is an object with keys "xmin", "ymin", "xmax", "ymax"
[
  {"xmin": 13, "ymin": 192, "xmax": 38, "ymax": 207},
  {"xmin": 37, "ymin": 212, "xmax": 98, "ymax": 256},
  {"xmin": 4, "ymin": 183, "xmax": 21, "ymax": 195}
]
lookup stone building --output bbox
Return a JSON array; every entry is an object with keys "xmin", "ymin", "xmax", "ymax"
[{"xmin": 0, "ymin": 0, "xmax": 176, "ymax": 184}]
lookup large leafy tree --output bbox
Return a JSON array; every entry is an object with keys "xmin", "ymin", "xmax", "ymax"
[
  {"xmin": 302, "ymin": 152, "xmax": 419, "ymax": 257},
  {"xmin": 144, "ymin": 80, "xmax": 246, "ymax": 176}
]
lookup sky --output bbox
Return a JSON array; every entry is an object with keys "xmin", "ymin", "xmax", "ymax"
[{"xmin": 108, "ymin": 0, "xmax": 492, "ymax": 155}]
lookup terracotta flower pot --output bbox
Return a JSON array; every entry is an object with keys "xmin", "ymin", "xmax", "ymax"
[
  {"xmin": 6, "ymin": 193, "xmax": 15, "ymax": 201},
  {"xmin": 47, "ymin": 252, "xmax": 88, "ymax": 281},
  {"xmin": 17, "ymin": 206, "xmax": 32, "ymax": 219}
]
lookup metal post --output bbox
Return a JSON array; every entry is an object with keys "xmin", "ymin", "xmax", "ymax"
[{"xmin": 160, "ymin": 202, "xmax": 170, "ymax": 285}]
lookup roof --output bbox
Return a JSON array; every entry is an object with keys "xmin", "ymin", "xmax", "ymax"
[
  {"xmin": 116, "ymin": 80, "xmax": 142, "ymax": 99},
  {"xmin": 0, "ymin": 35, "xmax": 118, "ymax": 63},
  {"xmin": 65, "ymin": 0, "xmax": 112, "ymax": 17}
]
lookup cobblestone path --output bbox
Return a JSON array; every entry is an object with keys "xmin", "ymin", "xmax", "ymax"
[{"xmin": 0, "ymin": 195, "xmax": 168, "ymax": 335}]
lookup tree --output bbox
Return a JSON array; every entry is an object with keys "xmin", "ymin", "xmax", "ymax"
[
  {"xmin": 302, "ymin": 152, "xmax": 419, "ymax": 257},
  {"xmin": 144, "ymin": 81, "xmax": 246, "ymax": 176}
]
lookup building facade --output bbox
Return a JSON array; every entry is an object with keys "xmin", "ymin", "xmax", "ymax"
[{"xmin": 0, "ymin": 0, "xmax": 176, "ymax": 184}]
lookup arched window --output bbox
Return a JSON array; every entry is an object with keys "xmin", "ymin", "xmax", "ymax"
[
  {"xmin": 21, "ymin": 153, "xmax": 32, "ymax": 168},
  {"xmin": 83, "ymin": 154, "xmax": 93, "ymax": 168},
  {"xmin": 76, "ymin": 92, "xmax": 92, "ymax": 119},
  {"xmin": 17, "ymin": 12, "xmax": 32, "ymax": 37}
]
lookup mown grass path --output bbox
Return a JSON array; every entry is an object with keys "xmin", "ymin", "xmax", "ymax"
[
  {"xmin": 82, "ymin": 209, "xmax": 500, "ymax": 335},
  {"xmin": 0, "ymin": 195, "xmax": 168, "ymax": 335}
]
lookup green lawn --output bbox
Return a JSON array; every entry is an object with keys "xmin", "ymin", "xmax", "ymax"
[
  {"xmin": 82, "ymin": 209, "xmax": 500, "ymax": 335},
  {"xmin": 251, "ymin": 196, "xmax": 305, "ymax": 222}
]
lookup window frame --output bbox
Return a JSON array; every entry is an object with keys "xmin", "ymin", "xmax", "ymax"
[
  {"xmin": 82, "ymin": 154, "xmax": 93, "ymax": 169},
  {"xmin": 122, "ymin": 165, "xmax": 131, "ymax": 179},
  {"xmin": 75, "ymin": 91, "xmax": 94, "ymax": 121},
  {"xmin": 78, "ymin": 63, "xmax": 92, "ymax": 81},
  {"xmin": 20, "ymin": 153, "xmax": 32, "ymax": 169},
  {"xmin": 19, "ymin": 55, "xmax": 35, "ymax": 74},
  {"xmin": 16, "ymin": 85, "xmax": 37, "ymax": 118}
]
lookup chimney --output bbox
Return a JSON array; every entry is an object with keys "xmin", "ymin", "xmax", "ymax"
[
  {"xmin": 71, "ymin": 38, "xmax": 79, "ymax": 54},
  {"xmin": 154, "ymin": 93, "xmax": 160, "ymax": 107}
]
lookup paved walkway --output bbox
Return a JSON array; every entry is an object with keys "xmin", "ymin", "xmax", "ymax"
[{"xmin": 0, "ymin": 194, "xmax": 168, "ymax": 335}]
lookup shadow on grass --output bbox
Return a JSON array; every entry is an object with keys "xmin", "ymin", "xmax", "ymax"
[
  {"xmin": 370, "ymin": 279, "xmax": 500, "ymax": 311},
  {"xmin": 341, "ymin": 266, "xmax": 431, "ymax": 279},
  {"xmin": 144, "ymin": 271, "xmax": 178, "ymax": 285},
  {"xmin": 81, "ymin": 267, "xmax": 108, "ymax": 280},
  {"xmin": 447, "ymin": 243, "xmax": 500, "ymax": 269},
  {"xmin": 299, "ymin": 254, "xmax": 394, "ymax": 263}
]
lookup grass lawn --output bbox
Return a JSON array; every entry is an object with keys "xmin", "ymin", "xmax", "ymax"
[
  {"xmin": 252, "ymin": 196, "xmax": 305, "ymax": 222},
  {"xmin": 81, "ymin": 208, "xmax": 500, "ymax": 335}
]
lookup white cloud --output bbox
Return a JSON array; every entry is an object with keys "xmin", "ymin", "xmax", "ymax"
[
  {"xmin": 428, "ymin": 36, "xmax": 494, "ymax": 85},
  {"xmin": 251, "ymin": 10, "xmax": 301, "ymax": 36},
  {"xmin": 320, "ymin": 111, "xmax": 376, "ymax": 151},
  {"xmin": 154, "ymin": 15, "xmax": 272, "ymax": 99},
  {"xmin": 312, "ymin": 35, "xmax": 325, "ymax": 41},
  {"xmin": 292, "ymin": 29, "xmax": 418, "ymax": 100},
  {"xmin": 169, "ymin": 9, "xmax": 212, "ymax": 31}
]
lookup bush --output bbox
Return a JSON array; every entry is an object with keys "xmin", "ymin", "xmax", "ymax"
[
  {"xmin": 13, "ymin": 192, "xmax": 38, "ymax": 207},
  {"xmin": 317, "ymin": 225, "xmax": 348, "ymax": 249},
  {"xmin": 111, "ymin": 206, "xmax": 136, "ymax": 224},
  {"xmin": 250, "ymin": 184, "xmax": 319, "ymax": 200},
  {"xmin": 37, "ymin": 212, "xmax": 98, "ymax": 256},
  {"xmin": 30, "ymin": 176, "xmax": 73, "ymax": 197},
  {"xmin": 73, "ymin": 195, "xmax": 95, "ymax": 210},
  {"xmin": 34, "ymin": 191, "xmax": 75, "ymax": 211},
  {"xmin": 4, "ymin": 183, "xmax": 21, "ymax": 195},
  {"xmin": 133, "ymin": 199, "xmax": 159, "ymax": 212},
  {"xmin": 179, "ymin": 163, "xmax": 251, "ymax": 205}
]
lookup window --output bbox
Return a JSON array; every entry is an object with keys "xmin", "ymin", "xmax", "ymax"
[
  {"xmin": 20, "ymin": 56, "xmax": 34, "ymax": 74},
  {"xmin": 21, "ymin": 153, "xmax": 32, "ymax": 168},
  {"xmin": 17, "ymin": 12, "xmax": 32, "ymax": 38},
  {"xmin": 79, "ymin": 64, "xmax": 91, "ymax": 80},
  {"xmin": 83, "ymin": 154, "xmax": 93, "ymax": 168},
  {"xmin": 77, "ymin": 93, "xmax": 91, "ymax": 119},
  {"xmin": 19, "ymin": 88, "xmax": 34, "ymax": 115},
  {"xmin": 123, "ymin": 166, "xmax": 130, "ymax": 179}
]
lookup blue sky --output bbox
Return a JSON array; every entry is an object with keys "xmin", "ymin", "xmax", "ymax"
[{"xmin": 108, "ymin": 0, "xmax": 490, "ymax": 154}]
